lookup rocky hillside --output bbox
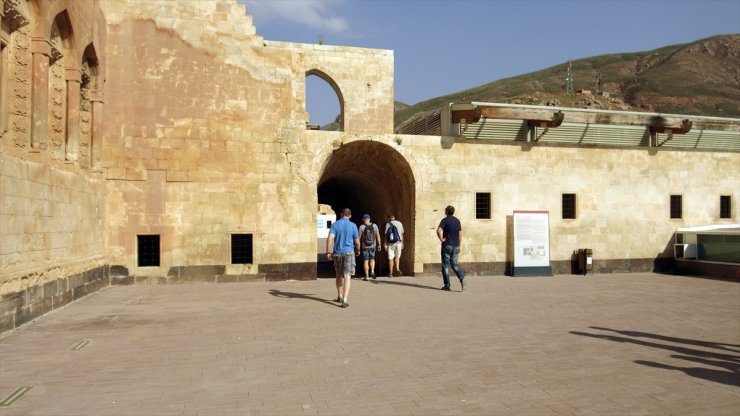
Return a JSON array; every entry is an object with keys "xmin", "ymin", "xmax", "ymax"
[{"xmin": 395, "ymin": 35, "xmax": 739, "ymax": 127}]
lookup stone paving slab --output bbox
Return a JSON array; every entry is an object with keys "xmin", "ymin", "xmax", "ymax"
[{"xmin": 0, "ymin": 273, "xmax": 738, "ymax": 415}]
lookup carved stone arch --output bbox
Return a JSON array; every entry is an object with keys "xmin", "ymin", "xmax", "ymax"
[
  {"xmin": 305, "ymin": 68, "xmax": 344, "ymax": 131},
  {"xmin": 79, "ymin": 42, "xmax": 101, "ymax": 168},
  {"xmin": 2, "ymin": 0, "xmax": 31, "ymax": 33},
  {"xmin": 49, "ymin": 9, "xmax": 75, "ymax": 65},
  {"xmin": 0, "ymin": 0, "xmax": 31, "ymax": 139},
  {"xmin": 48, "ymin": 9, "xmax": 81, "ymax": 161},
  {"xmin": 81, "ymin": 43, "xmax": 98, "ymax": 86}
]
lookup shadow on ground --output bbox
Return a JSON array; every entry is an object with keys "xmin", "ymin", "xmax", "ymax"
[
  {"xmin": 268, "ymin": 289, "xmax": 339, "ymax": 307},
  {"xmin": 368, "ymin": 278, "xmax": 440, "ymax": 291},
  {"xmin": 571, "ymin": 326, "xmax": 740, "ymax": 387}
]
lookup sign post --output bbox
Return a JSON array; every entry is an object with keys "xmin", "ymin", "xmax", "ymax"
[{"xmin": 512, "ymin": 210, "xmax": 552, "ymax": 277}]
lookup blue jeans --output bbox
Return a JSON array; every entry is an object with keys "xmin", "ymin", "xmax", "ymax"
[{"xmin": 441, "ymin": 245, "xmax": 464, "ymax": 287}]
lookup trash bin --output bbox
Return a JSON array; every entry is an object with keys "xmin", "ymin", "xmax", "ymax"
[{"xmin": 577, "ymin": 249, "xmax": 593, "ymax": 275}]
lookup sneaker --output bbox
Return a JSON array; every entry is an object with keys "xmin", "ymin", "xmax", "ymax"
[
  {"xmin": 335, "ymin": 296, "xmax": 342, "ymax": 303},
  {"xmin": 461, "ymin": 279, "xmax": 466, "ymax": 292},
  {"xmin": 396, "ymin": 269, "xmax": 403, "ymax": 277},
  {"xmin": 371, "ymin": 272, "xmax": 376, "ymax": 279},
  {"xmin": 341, "ymin": 301, "xmax": 349, "ymax": 308},
  {"xmin": 363, "ymin": 277, "xmax": 368, "ymax": 281},
  {"xmin": 441, "ymin": 286, "xmax": 451, "ymax": 291}
]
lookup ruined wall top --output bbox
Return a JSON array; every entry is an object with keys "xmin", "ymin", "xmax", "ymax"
[{"xmin": 102, "ymin": 0, "xmax": 395, "ymax": 134}]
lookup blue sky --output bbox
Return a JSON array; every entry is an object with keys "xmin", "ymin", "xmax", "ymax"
[{"xmin": 241, "ymin": 0, "xmax": 740, "ymax": 125}]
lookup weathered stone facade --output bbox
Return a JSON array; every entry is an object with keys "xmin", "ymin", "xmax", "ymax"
[
  {"xmin": 1, "ymin": 0, "xmax": 738, "ymax": 333},
  {"xmin": 101, "ymin": 0, "xmax": 395, "ymax": 281},
  {"xmin": 1, "ymin": 0, "xmax": 107, "ymax": 332}
]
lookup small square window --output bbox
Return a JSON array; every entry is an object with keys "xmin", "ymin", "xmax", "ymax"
[
  {"xmin": 670, "ymin": 195, "xmax": 682, "ymax": 219},
  {"xmin": 475, "ymin": 192, "xmax": 491, "ymax": 219},
  {"xmin": 137, "ymin": 235, "xmax": 160, "ymax": 267},
  {"xmin": 720, "ymin": 195, "xmax": 731, "ymax": 219},
  {"xmin": 231, "ymin": 234, "xmax": 253, "ymax": 264},
  {"xmin": 562, "ymin": 194, "xmax": 576, "ymax": 219}
]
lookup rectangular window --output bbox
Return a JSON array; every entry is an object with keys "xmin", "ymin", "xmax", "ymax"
[
  {"xmin": 231, "ymin": 234, "xmax": 253, "ymax": 264},
  {"xmin": 720, "ymin": 195, "xmax": 731, "ymax": 219},
  {"xmin": 562, "ymin": 193, "xmax": 576, "ymax": 219},
  {"xmin": 670, "ymin": 195, "xmax": 682, "ymax": 219},
  {"xmin": 475, "ymin": 192, "xmax": 491, "ymax": 219},
  {"xmin": 137, "ymin": 235, "xmax": 160, "ymax": 267}
]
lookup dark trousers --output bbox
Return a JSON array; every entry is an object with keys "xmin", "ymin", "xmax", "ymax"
[{"xmin": 441, "ymin": 244, "xmax": 464, "ymax": 287}]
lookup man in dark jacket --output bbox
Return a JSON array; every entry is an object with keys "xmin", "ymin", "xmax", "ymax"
[{"xmin": 436, "ymin": 205, "xmax": 465, "ymax": 291}]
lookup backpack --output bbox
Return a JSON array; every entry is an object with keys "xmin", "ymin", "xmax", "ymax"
[
  {"xmin": 363, "ymin": 224, "xmax": 377, "ymax": 247},
  {"xmin": 387, "ymin": 221, "xmax": 400, "ymax": 243}
]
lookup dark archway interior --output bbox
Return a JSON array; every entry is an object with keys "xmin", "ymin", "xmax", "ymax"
[{"xmin": 318, "ymin": 141, "xmax": 415, "ymax": 277}]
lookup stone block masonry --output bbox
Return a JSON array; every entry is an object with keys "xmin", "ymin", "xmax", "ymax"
[
  {"xmin": 0, "ymin": 265, "xmax": 108, "ymax": 333},
  {"xmin": 0, "ymin": 154, "xmax": 107, "ymax": 295}
]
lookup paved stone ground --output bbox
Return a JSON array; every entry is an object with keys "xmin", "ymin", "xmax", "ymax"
[{"xmin": 0, "ymin": 273, "xmax": 738, "ymax": 416}]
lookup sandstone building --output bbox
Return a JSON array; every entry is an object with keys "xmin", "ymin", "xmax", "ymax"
[{"xmin": 1, "ymin": 0, "xmax": 738, "ymax": 333}]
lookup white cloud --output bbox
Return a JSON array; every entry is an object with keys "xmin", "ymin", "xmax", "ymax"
[{"xmin": 243, "ymin": 0, "xmax": 348, "ymax": 33}]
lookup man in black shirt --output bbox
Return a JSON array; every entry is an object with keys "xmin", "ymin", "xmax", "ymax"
[{"xmin": 436, "ymin": 205, "xmax": 465, "ymax": 291}]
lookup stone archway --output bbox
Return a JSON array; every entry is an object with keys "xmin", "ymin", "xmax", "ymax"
[{"xmin": 318, "ymin": 141, "xmax": 415, "ymax": 277}]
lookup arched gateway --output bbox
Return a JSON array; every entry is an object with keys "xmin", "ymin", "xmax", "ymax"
[{"xmin": 317, "ymin": 141, "xmax": 416, "ymax": 277}]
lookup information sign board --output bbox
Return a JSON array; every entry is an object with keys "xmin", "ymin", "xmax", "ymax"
[{"xmin": 512, "ymin": 210, "xmax": 552, "ymax": 276}]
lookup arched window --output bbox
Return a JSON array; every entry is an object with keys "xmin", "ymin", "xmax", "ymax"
[
  {"xmin": 305, "ymin": 69, "xmax": 343, "ymax": 132},
  {"xmin": 80, "ymin": 44, "xmax": 99, "ymax": 168},
  {"xmin": 0, "ymin": 0, "xmax": 30, "ymax": 140},
  {"xmin": 48, "ymin": 13, "xmax": 70, "ymax": 160}
]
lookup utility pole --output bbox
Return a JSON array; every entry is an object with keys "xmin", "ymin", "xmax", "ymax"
[{"xmin": 565, "ymin": 61, "xmax": 574, "ymax": 94}]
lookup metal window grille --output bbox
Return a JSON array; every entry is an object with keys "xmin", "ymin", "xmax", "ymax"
[
  {"xmin": 475, "ymin": 193, "xmax": 491, "ymax": 219},
  {"xmin": 137, "ymin": 235, "xmax": 160, "ymax": 267},
  {"xmin": 231, "ymin": 234, "xmax": 253, "ymax": 264},
  {"xmin": 562, "ymin": 194, "xmax": 577, "ymax": 219},
  {"xmin": 720, "ymin": 195, "xmax": 731, "ymax": 219},
  {"xmin": 670, "ymin": 195, "xmax": 682, "ymax": 219}
]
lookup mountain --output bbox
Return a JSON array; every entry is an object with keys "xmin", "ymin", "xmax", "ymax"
[
  {"xmin": 394, "ymin": 101, "xmax": 410, "ymax": 112},
  {"xmin": 395, "ymin": 35, "xmax": 740, "ymax": 127}
]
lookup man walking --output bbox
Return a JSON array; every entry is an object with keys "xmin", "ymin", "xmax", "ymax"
[
  {"xmin": 384, "ymin": 214, "xmax": 404, "ymax": 277},
  {"xmin": 326, "ymin": 208, "xmax": 360, "ymax": 308},
  {"xmin": 358, "ymin": 214, "xmax": 381, "ymax": 281},
  {"xmin": 437, "ymin": 205, "xmax": 465, "ymax": 291}
]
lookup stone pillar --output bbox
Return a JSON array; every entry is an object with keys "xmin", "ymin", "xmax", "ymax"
[
  {"xmin": 90, "ymin": 89, "xmax": 104, "ymax": 168},
  {"xmin": 30, "ymin": 37, "xmax": 49, "ymax": 150},
  {"xmin": 64, "ymin": 66, "xmax": 81, "ymax": 162}
]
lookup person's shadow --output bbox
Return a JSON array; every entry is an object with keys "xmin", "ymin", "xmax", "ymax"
[
  {"xmin": 369, "ymin": 279, "xmax": 439, "ymax": 291},
  {"xmin": 268, "ymin": 289, "xmax": 339, "ymax": 307},
  {"xmin": 635, "ymin": 356, "xmax": 739, "ymax": 388},
  {"xmin": 571, "ymin": 326, "xmax": 740, "ymax": 387}
]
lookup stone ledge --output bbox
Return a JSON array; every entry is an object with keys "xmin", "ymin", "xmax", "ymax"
[
  {"xmin": 0, "ymin": 265, "xmax": 109, "ymax": 334},
  {"xmin": 422, "ymin": 257, "xmax": 674, "ymax": 277},
  {"xmin": 674, "ymin": 260, "xmax": 740, "ymax": 279},
  {"xmin": 259, "ymin": 263, "xmax": 316, "ymax": 281}
]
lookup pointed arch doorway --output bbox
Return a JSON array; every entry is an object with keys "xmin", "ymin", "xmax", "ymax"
[{"xmin": 317, "ymin": 141, "xmax": 415, "ymax": 278}]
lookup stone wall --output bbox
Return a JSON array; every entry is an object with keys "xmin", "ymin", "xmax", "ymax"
[
  {"xmin": 102, "ymin": 0, "xmax": 395, "ymax": 279},
  {"xmin": 298, "ymin": 132, "xmax": 739, "ymax": 276},
  {"xmin": 407, "ymin": 137, "xmax": 739, "ymax": 275},
  {"xmin": 0, "ymin": 154, "xmax": 108, "ymax": 331},
  {"xmin": 100, "ymin": 0, "xmax": 738, "ymax": 283},
  {"xmin": 0, "ymin": 0, "xmax": 108, "ymax": 333}
]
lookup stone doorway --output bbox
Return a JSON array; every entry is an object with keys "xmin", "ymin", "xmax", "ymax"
[{"xmin": 317, "ymin": 141, "xmax": 415, "ymax": 278}]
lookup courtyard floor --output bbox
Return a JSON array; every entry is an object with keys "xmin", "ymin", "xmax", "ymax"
[{"xmin": 0, "ymin": 272, "xmax": 738, "ymax": 415}]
